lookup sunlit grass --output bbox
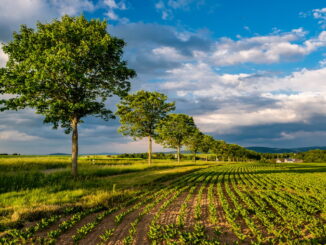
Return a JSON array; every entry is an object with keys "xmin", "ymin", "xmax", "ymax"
[{"xmin": 0, "ymin": 155, "xmax": 217, "ymax": 229}]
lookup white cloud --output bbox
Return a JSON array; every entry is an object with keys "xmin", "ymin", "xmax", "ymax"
[
  {"xmin": 155, "ymin": 0, "xmax": 195, "ymax": 20},
  {"xmin": 106, "ymin": 10, "xmax": 119, "ymax": 20},
  {"xmin": 0, "ymin": 0, "xmax": 98, "ymax": 42},
  {"xmin": 50, "ymin": 0, "xmax": 95, "ymax": 16},
  {"xmin": 209, "ymin": 29, "xmax": 325, "ymax": 66},
  {"xmin": 312, "ymin": 8, "xmax": 326, "ymax": 28},
  {"xmin": 104, "ymin": 0, "xmax": 126, "ymax": 9},
  {"xmin": 104, "ymin": 0, "xmax": 119, "ymax": 9},
  {"xmin": 152, "ymin": 46, "xmax": 186, "ymax": 61},
  {"xmin": 159, "ymin": 59, "xmax": 326, "ymax": 134},
  {"xmin": 0, "ymin": 130, "xmax": 41, "ymax": 141},
  {"xmin": 103, "ymin": 0, "xmax": 128, "ymax": 22},
  {"xmin": 0, "ymin": 44, "xmax": 8, "ymax": 67},
  {"xmin": 278, "ymin": 130, "xmax": 326, "ymax": 140}
]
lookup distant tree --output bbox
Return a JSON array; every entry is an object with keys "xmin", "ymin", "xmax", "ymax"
[
  {"xmin": 156, "ymin": 113, "xmax": 197, "ymax": 163},
  {"xmin": 185, "ymin": 130, "xmax": 204, "ymax": 163},
  {"xmin": 199, "ymin": 135, "xmax": 215, "ymax": 161},
  {"xmin": 116, "ymin": 90, "xmax": 175, "ymax": 164},
  {"xmin": 211, "ymin": 140, "xmax": 226, "ymax": 161},
  {"xmin": 0, "ymin": 15, "xmax": 135, "ymax": 177}
]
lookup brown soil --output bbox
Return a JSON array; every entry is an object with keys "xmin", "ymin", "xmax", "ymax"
[
  {"xmin": 34, "ymin": 214, "xmax": 72, "ymax": 240},
  {"xmin": 56, "ymin": 211, "xmax": 102, "ymax": 245},
  {"xmin": 218, "ymin": 176, "xmax": 248, "ymax": 244},
  {"xmin": 78, "ymin": 209, "xmax": 122, "ymax": 245},
  {"xmin": 183, "ymin": 186, "xmax": 200, "ymax": 229},
  {"xmin": 106, "ymin": 206, "xmax": 144, "ymax": 244},
  {"xmin": 200, "ymin": 185, "xmax": 217, "ymax": 239},
  {"xmin": 132, "ymin": 193, "xmax": 175, "ymax": 245},
  {"xmin": 157, "ymin": 190, "xmax": 189, "ymax": 226}
]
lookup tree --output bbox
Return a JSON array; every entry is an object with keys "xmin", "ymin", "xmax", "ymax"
[
  {"xmin": 156, "ymin": 113, "xmax": 197, "ymax": 163},
  {"xmin": 0, "ymin": 15, "xmax": 135, "ymax": 177},
  {"xmin": 211, "ymin": 140, "xmax": 226, "ymax": 161},
  {"xmin": 185, "ymin": 130, "xmax": 204, "ymax": 163},
  {"xmin": 199, "ymin": 134, "xmax": 215, "ymax": 161},
  {"xmin": 116, "ymin": 90, "xmax": 175, "ymax": 164}
]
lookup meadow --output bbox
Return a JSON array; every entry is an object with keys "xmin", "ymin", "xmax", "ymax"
[{"xmin": 0, "ymin": 156, "xmax": 325, "ymax": 244}]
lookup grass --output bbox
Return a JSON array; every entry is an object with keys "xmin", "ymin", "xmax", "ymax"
[{"xmin": 0, "ymin": 155, "xmax": 215, "ymax": 230}]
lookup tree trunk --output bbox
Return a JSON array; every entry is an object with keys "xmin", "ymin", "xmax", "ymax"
[
  {"xmin": 177, "ymin": 145, "xmax": 180, "ymax": 164},
  {"xmin": 194, "ymin": 152, "xmax": 196, "ymax": 163},
  {"xmin": 148, "ymin": 135, "xmax": 152, "ymax": 165},
  {"xmin": 71, "ymin": 117, "xmax": 78, "ymax": 177},
  {"xmin": 206, "ymin": 154, "xmax": 208, "ymax": 161}
]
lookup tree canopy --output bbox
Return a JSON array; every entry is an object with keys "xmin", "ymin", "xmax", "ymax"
[
  {"xmin": 156, "ymin": 113, "xmax": 197, "ymax": 163},
  {"xmin": 116, "ymin": 90, "xmax": 175, "ymax": 164},
  {"xmin": 184, "ymin": 129, "xmax": 204, "ymax": 162},
  {"xmin": 0, "ymin": 15, "xmax": 135, "ymax": 176},
  {"xmin": 199, "ymin": 134, "xmax": 215, "ymax": 161}
]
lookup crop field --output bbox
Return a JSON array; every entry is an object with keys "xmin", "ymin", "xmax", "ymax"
[{"xmin": 0, "ymin": 159, "xmax": 325, "ymax": 244}]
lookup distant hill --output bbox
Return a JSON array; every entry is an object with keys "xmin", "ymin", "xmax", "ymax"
[{"xmin": 246, "ymin": 146, "xmax": 326, "ymax": 153}]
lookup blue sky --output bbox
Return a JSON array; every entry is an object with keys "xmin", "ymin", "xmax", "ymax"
[{"xmin": 2, "ymin": 0, "xmax": 326, "ymax": 154}]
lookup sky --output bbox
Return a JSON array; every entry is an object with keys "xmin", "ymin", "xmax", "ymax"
[{"xmin": 2, "ymin": 0, "xmax": 326, "ymax": 154}]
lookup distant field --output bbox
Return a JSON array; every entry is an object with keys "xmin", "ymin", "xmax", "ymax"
[{"xmin": 0, "ymin": 157, "xmax": 325, "ymax": 244}]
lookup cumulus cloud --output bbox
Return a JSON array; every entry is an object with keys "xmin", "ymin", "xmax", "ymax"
[
  {"xmin": 209, "ymin": 28, "xmax": 326, "ymax": 66},
  {"xmin": 158, "ymin": 58, "xmax": 326, "ymax": 136},
  {"xmin": 0, "ymin": 130, "xmax": 41, "ymax": 141},
  {"xmin": 0, "ymin": 0, "xmax": 98, "ymax": 42}
]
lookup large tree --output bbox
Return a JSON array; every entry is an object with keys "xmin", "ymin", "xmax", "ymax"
[
  {"xmin": 0, "ymin": 15, "xmax": 135, "ymax": 177},
  {"xmin": 185, "ymin": 129, "xmax": 204, "ymax": 163},
  {"xmin": 116, "ymin": 90, "xmax": 175, "ymax": 164},
  {"xmin": 156, "ymin": 113, "xmax": 197, "ymax": 163}
]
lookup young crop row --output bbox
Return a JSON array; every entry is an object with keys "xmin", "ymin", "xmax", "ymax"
[
  {"xmin": 2, "ymin": 162, "xmax": 325, "ymax": 244},
  {"xmin": 222, "ymin": 164, "xmax": 326, "ymax": 243}
]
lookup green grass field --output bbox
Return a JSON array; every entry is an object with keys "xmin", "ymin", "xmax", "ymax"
[{"xmin": 0, "ymin": 157, "xmax": 325, "ymax": 244}]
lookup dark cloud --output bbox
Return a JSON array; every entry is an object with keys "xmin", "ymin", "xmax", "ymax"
[
  {"xmin": 110, "ymin": 23, "xmax": 213, "ymax": 54},
  {"xmin": 215, "ymin": 115, "xmax": 326, "ymax": 148}
]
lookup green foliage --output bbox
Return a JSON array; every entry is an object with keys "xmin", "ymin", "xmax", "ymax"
[
  {"xmin": 0, "ymin": 15, "xmax": 135, "ymax": 132},
  {"xmin": 116, "ymin": 90, "xmax": 175, "ymax": 139},
  {"xmin": 156, "ymin": 113, "xmax": 197, "ymax": 150},
  {"xmin": 0, "ymin": 15, "xmax": 135, "ymax": 176},
  {"xmin": 199, "ymin": 135, "xmax": 215, "ymax": 154},
  {"xmin": 185, "ymin": 130, "xmax": 204, "ymax": 159}
]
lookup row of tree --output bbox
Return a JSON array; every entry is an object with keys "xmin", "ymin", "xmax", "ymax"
[
  {"xmin": 115, "ymin": 91, "xmax": 260, "ymax": 164},
  {"xmin": 0, "ymin": 15, "xmax": 260, "ymax": 177}
]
